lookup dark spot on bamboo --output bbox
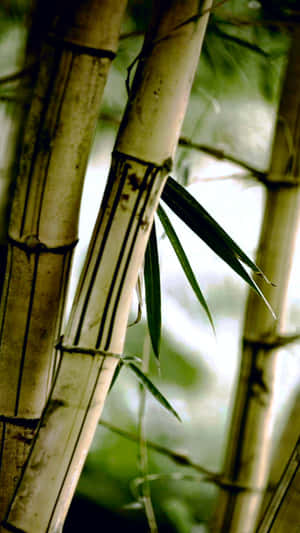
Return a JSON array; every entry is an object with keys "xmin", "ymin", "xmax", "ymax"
[
  {"xmin": 128, "ymin": 173, "xmax": 140, "ymax": 190},
  {"xmin": 14, "ymin": 432, "xmax": 34, "ymax": 446},
  {"xmin": 42, "ymin": 398, "xmax": 66, "ymax": 424},
  {"xmin": 120, "ymin": 192, "xmax": 130, "ymax": 210},
  {"xmin": 141, "ymin": 218, "xmax": 150, "ymax": 231}
]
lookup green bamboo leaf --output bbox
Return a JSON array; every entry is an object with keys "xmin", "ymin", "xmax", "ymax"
[
  {"xmin": 144, "ymin": 222, "xmax": 161, "ymax": 358},
  {"xmin": 163, "ymin": 177, "xmax": 271, "ymax": 281},
  {"xmin": 157, "ymin": 204, "xmax": 215, "ymax": 333},
  {"xmin": 109, "ymin": 355, "xmax": 142, "ymax": 393},
  {"xmin": 162, "ymin": 177, "xmax": 275, "ymax": 317},
  {"xmin": 128, "ymin": 363, "xmax": 181, "ymax": 422},
  {"xmin": 109, "ymin": 361, "xmax": 123, "ymax": 393}
]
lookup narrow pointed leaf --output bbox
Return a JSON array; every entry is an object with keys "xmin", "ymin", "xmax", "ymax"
[
  {"xmin": 162, "ymin": 177, "xmax": 275, "ymax": 316},
  {"xmin": 163, "ymin": 177, "xmax": 271, "ymax": 283},
  {"xmin": 144, "ymin": 222, "xmax": 161, "ymax": 358},
  {"xmin": 128, "ymin": 363, "xmax": 181, "ymax": 422},
  {"xmin": 109, "ymin": 361, "xmax": 123, "ymax": 393},
  {"xmin": 157, "ymin": 205, "xmax": 215, "ymax": 333}
]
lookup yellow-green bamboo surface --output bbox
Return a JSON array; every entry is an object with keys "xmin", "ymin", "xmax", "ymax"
[
  {"xmin": 0, "ymin": 0, "xmax": 127, "ymax": 521},
  {"xmin": 213, "ymin": 25, "xmax": 300, "ymax": 533},
  {"xmin": 1, "ymin": 2, "xmax": 213, "ymax": 531}
]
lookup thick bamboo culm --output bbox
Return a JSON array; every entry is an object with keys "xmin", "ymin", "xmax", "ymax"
[
  {"xmin": 0, "ymin": 0, "xmax": 127, "ymax": 522},
  {"xmin": 0, "ymin": 2, "xmax": 212, "ymax": 532},
  {"xmin": 213, "ymin": 25, "xmax": 300, "ymax": 533}
]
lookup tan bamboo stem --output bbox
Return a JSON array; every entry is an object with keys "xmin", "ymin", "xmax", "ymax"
[
  {"xmin": 0, "ymin": 2, "xmax": 212, "ymax": 532},
  {"xmin": 259, "ymin": 384, "xmax": 300, "ymax": 518},
  {"xmin": 212, "ymin": 25, "xmax": 300, "ymax": 533},
  {"xmin": 0, "ymin": 0, "xmax": 126, "ymax": 521},
  {"xmin": 256, "ymin": 436, "xmax": 300, "ymax": 533},
  {"xmin": 0, "ymin": 0, "xmax": 42, "ymax": 297}
]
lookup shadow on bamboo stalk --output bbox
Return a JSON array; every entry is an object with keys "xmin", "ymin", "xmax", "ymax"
[
  {"xmin": 0, "ymin": 2, "xmax": 213, "ymax": 532},
  {"xmin": 0, "ymin": 0, "xmax": 127, "ymax": 523}
]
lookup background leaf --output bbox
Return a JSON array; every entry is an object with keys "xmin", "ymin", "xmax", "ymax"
[{"xmin": 128, "ymin": 363, "xmax": 181, "ymax": 422}]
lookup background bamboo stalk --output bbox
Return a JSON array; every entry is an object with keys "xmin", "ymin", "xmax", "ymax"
[
  {"xmin": 212, "ymin": 25, "xmax": 300, "ymax": 533},
  {"xmin": 0, "ymin": 0, "xmax": 126, "ymax": 521},
  {"xmin": 1, "ymin": 2, "xmax": 213, "ymax": 531},
  {"xmin": 256, "ymin": 436, "xmax": 300, "ymax": 533},
  {"xmin": 260, "ymin": 384, "xmax": 300, "ymax": 517},
  {"xmin": 0, "ymin": 0, "xmax": 41, "ymax": 298}
]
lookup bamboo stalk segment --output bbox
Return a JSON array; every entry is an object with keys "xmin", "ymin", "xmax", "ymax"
[
  {"xmin": 0, "ymin": 0, "xmax": 126, "ymax": 416},
  {"xmin": 1, "ymin": 2, "xmax": 212, "ymax": 531},
  {"xmin": 261, "ymin": 386, "xmax": 300, "ymax": 516},
  {"xmin": 0, "ymin": 0, "xmax": 126, "ymax": 522},
  {"xmin": 256, "ymin": 437, "xmax": 300, "ymax": 533},
  {"xmin": 213, "ymin": 26, "xmax": 300, "ymax": 533}
]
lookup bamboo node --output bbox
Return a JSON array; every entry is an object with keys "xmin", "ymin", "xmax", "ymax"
[
  {"xmin": 8, "ymin": 235, "xmax": 78, "ymax": 255},
  {"xmin": 243, "ymin": 332, "xmax": 300, "ymax": 349},
  {"xmin": 261, "ymin": 174, "xmax": 300, "ymax": 188},
  {"xmin": 46, "ymin": 34, "xmax": 116, "ymax": 60},
  {"xmin": 55, "ymin": 336, "xmax": 121, "ymax": 360},
  {"xmin": 0, "ymin": 415, "xmax": 39, "ymax": 428}
]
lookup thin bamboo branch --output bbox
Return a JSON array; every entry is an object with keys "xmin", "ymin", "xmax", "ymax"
[
  {"xmin": 99, "ymin": 419, "xmax": 223, "ymax": 477},
  {"xmin": 0, "ymin": 2, "xmax": 213, "ymax": 531},
  {"xmin": 99, "ymin": 112, "xmax": 268, "ymax": 179},
  {"xmin": 0, "ymin": 0, "xmax": 126, "ymax": 522},
  {"xmin": 137, "ymin": 332, "xmax": 158, "ymax": 533},
  {"xmin": 100, "ymin": 420, "xmax": 274, "ymax": 493},
  {"xmin": 212, "ymin": 25, "xmax": 300, "ymax": 533},
  {"xmin": 178, "ymin": 137, "xmax": 267, "ymax": 178}
]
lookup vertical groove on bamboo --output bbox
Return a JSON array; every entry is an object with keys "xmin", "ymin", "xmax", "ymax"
[
  {"xmin": 0, "ymin": 0, "xmax": 127, "ymax": 522},
  {"xmin": 213, "ymin": 25, "xmax": 300, "ymax": 533},
  {"xmin": 1, "ymin": 2, "xmax": 213, "ymax": 532}
]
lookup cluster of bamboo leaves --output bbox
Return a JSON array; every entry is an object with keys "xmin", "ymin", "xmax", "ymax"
[{"xmin": 110, "ymin": 172, "xmax": 274, "ymax": 422}]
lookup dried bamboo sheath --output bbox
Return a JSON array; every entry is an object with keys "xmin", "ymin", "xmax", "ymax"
[
  {"xmin": 0, "ymin": 0, "xmax": 127, "ymax": 522},
  {"xmin": 1, "ymin": 2, "xmax": 212, "ymax": 531}
]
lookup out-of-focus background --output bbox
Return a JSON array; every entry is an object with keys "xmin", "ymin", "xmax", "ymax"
[{"xmin": 1, "ymin": 1, "xmax": 299, "ymax": 531}]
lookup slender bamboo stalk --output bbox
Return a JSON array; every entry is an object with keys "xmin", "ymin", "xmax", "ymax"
[
  {"xmin": 256, "ymin": 436, "xmax": 300, "ymax": 533},
  {"xmin": 212, "ymin": 25, "xmax": 300, "ymax": 533},
  {"xmin": 0, "ymin": 0, "xmax": 41, "ymax": 298},
  {"xmin": 260, "ymin": 385, "xmax": 300, "ymax": 517},
  {"xmin": 0, "ymin": 2, "xmax": 212, "ymax": 532},
  {"xmin": 0, "ymin": 0, "xmax": 126, "ymax": 522}
]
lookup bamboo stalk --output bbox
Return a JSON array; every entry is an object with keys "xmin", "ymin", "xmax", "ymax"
[
  {"xmin": 0, "ymin": 0, "xmax": 42, "ymax": 298},
  {"xmin": 0, "ymin": 0, "xmax": 126, "ymax": 522},
  {"xmin": 0, "ymin": 2, "xmax": 212, "ymax": 532},
  {"xmin": 256, "ymin": 436, "xmax": 300, "ymax": 533},
  {"xmin": 259, "ymin": 384, "xmax": 300, "ymax": 518},
  {"xmin": 212, "ymin": 25, "xmax": 300, "ymax": 533}
]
